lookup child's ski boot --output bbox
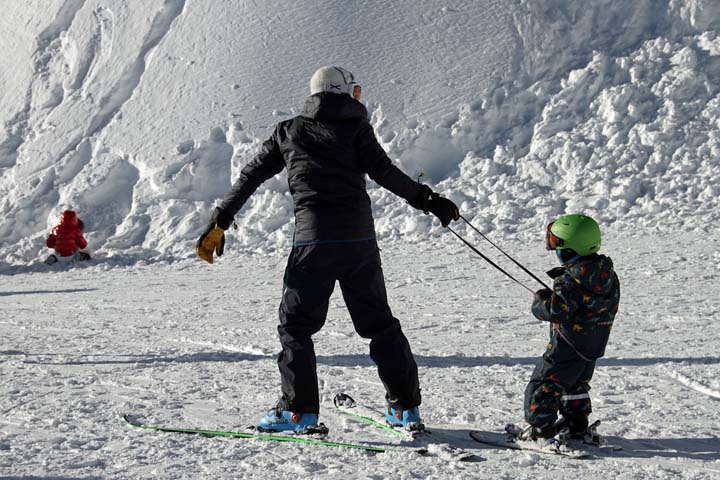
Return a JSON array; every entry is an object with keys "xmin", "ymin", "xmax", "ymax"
[
  {"xmin": 73, "ymin": 251, "xmax": 91, "ymax": 262},
  {"xmin": 511, "ymin": 423, "xmax": 569, "ymax": 453},
  {"xmin": 582, "ymin": 420, "xmax": 603, "ymax": 446},
  {"xmin": 557, "ymin": 419, "xmax": 603, "ymax": 446},
  {"xmin": 385, "ymin": 406, "xmax": 424, "ymax": 433},
  {"xmin": 257, "ymin": 407, "xmax": 328, "ymax": 434}
]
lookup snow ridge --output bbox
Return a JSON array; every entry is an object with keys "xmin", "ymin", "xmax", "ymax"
[
  {"xmin": 85, "ymin": 0, "xmax": 185, "ymax": 139},
  {"xmin": 666, "ymin": 369, "xmax": 720, "ymax": 400},
  {"xmin": 0, "ymin": 0, "xmax": 718, "ymax": 263},
  {"xmin": 0, "ymin": 0, "xmax": 87, "ymax": 169}
]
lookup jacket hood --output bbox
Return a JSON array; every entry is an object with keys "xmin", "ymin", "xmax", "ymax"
[
  {"xmin": 566, "ymin": 254, "xmax": 616, "ymax": 295},
  {"xmin": 60, "ymin": 210, "xmax": 78, "ymax": 226},
  {"xmin": 302, "ymin": 92, "xmax": 368, "ymax": 123}
]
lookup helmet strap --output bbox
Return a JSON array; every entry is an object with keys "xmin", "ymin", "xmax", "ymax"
[{"xmin": 566, "ymin": 254, "xmax": 582, "ymax": 265}]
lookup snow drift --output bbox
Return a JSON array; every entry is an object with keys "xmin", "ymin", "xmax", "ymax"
[{"xmin": 0, "ymin": 0, "xmax": 718, "ymax": 263}]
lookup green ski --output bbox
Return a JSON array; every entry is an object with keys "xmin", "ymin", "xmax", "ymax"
[
  {"xmin": 331, "ymin": 393, "xmax": 478, "ymax": 462},
  {"xmin": 333, "ymin": 393, "xmax": 411, "ymax": 439},
  {"xmin": 122, "ymin": 414, "xmax": 385, "ymax": 453}
]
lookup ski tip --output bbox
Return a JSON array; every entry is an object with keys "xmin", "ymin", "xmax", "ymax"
[
  {"xmin": 333, "ymin": 392, "xmax": 356, "ymax": 408},
  {"xmin": 459, "ymin": 453, "xmax": 482, "ymax": 462},
  {"xmin": 122, "ymin": 413, "xmax": 145, "ymax": 427}
]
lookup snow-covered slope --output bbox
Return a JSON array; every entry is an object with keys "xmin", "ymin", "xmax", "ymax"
[{"xmin": 0, "ymin": 0, "xmax": 718, "ymax": 263}]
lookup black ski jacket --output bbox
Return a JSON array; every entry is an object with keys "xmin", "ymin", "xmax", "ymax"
[
  {"xmin": 213, "ymin": 92, "xmax": 427, "ymax": 244},
  {"xmin": 532, "ymin": 254, "xmax": 620, "ymax": 359}
]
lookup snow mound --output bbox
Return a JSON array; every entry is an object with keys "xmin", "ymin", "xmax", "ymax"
[{"xmin": 0, "ymin": 0, "xmax": 718, "ymax": 263}]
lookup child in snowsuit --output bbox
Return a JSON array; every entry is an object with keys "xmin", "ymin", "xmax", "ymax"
[
  {"xmin": 196, "ymin": 66, "xmax": 459, "ymax": 433},
  {"xmin": 46, "ymin": 210, "xmax": 90, "ymax": 264},
  {"xmin": 523, "ymin": 214, "xmax": 620, "ymax": 442}
]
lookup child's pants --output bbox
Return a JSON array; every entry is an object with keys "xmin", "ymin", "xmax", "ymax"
[{"xmin": 524, "ymin": 331, "xmax": 595, "ymax": 429}]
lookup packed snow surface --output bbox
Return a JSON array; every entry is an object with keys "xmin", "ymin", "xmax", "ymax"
[
  {"xmin": 1, "ymin": 0, "xmax": 719, "ymax": 478},
  {"xmin": 1, "ymin": 236, "xmax": 720, "ymax": 478}
]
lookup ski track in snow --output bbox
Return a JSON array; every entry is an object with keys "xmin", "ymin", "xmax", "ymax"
[
  {"xmin": 0, "ymin": 0, "xmax": 87, "ymax": 169},
  {"xmin": 1, "ymin": 235, "xmax": 719, "ymax": 478},
  {"xmin": 82, "ymin": 0, "xmax": 185, "ymax": 145},
  {"xmin": 665, "ymin": 370, "xmax": 720, "ymax": 401}
]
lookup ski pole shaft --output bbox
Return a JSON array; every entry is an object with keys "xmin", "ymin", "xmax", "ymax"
[
  {"xmin": 446, "ymin": 226, "xmax": 535, "ymax": 294},
  {"xmin": 459, "ymin": 215, "xmax": 551, "ymax": 291}
]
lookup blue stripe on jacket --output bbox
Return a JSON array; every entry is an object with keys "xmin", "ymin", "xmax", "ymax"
[{"xmin": 293, "ymin": 236, "xmax": 376, "ymax": 247}]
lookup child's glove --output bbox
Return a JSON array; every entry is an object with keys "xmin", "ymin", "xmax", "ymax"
[
  {"xmin": 531, "ymin": 288, "xmax": 553, "ymax": 322},
  {"xmin": 196, "ymin": 224, "xmax": 225, "ymax": 264}
]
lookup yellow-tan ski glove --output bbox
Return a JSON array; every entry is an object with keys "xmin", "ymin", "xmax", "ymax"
[{"xmin": 196, "ymin": 225, "xmax": 225, "ymax": 264}]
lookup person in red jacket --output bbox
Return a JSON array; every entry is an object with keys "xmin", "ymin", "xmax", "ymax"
[{"xmin": 45, "ymin": 210, "xmax": 90, "ymax": 264}]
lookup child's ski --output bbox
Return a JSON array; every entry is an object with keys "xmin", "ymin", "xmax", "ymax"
[
  {"xmin": 332, "ymin": 393, "xmax": 477, "ymax": 461},
  {"xmin": 122, "ymin": 414, "xmax": 385, "ymax": 453},
  {"xmin": 469, "ymin": 424, "xmax": 590, "ymax": 459}
]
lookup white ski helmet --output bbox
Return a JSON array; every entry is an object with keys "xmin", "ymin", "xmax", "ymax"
[{"xmin": 309, "ymin": 66, "xmax": 361, "ymax": 99}]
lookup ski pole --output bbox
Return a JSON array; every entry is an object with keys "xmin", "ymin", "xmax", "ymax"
[
  {"xmin": 445, "ymin": 226, "xmax": 537, "ymax": 294},
  {"xmin": 459, "ymin": 215, "xmax": 551, "ymax": 290}
]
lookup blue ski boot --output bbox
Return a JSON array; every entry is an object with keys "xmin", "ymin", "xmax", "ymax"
[
  {"xmin": 386, "ymin": 406, "xmax": 424, "ymax": 432},
  {"xmin": 257, "ymin": 408, "xmax": 328, "ymax": 434}
]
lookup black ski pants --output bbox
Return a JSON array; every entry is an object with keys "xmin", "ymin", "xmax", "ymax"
[
  {"xmin": 524, "ymin": 331, "xmax": 595, "ymax": 429},
  {"xmin": 276, "ymin": 240, "xmax": 421, "ymax": 414}
]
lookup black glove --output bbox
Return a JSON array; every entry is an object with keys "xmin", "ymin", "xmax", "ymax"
[
  {"xmin": 534, "ymin": 288, "xmax": 552, "ymax": 302},
  {"xmin": 413, "ymin": 185, "xmax": 460, "ymax": 227}
]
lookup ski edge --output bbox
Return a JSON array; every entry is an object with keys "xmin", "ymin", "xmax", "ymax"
[
  {"xmin": 468, "ymin": 430, "xmax": 591, "ymax": 459},
  {"xmin": 122, "ymin": 414, "xmax": 386, "ymax": 453}
]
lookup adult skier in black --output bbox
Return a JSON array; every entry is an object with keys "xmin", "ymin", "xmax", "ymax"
[{"xmin": 196, "ymin": 66, "xmax": 459, "ymax": 433}]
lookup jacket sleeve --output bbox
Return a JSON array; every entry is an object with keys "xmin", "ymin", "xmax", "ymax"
[
  {"xmin": 46, "ymin": 234, "xmax": 56, "ymax": 248},
  {"xmin": 76, "ymin": 232, "xmax": 88, "ymax": 249},
  {"xmin": 532, "ymin": 276, "xmax": 581, "ymax": 323},
  {"xmin": 213, "ymin": 130, "xmax": 285, "ymax": 229},
  {"xmin": 355, "ymin": 122, "xmax": 426, "ymax": 208}
]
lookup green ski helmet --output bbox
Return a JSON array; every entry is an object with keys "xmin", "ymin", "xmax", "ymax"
[{"xmin": 546, "ymin": 214, "xmax": 601, "ymax": 256}]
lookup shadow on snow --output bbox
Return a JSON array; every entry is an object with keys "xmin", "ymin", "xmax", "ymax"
[
  {"xmin": 18, "ymin": 352, "xmax": 720, "ymax": 368},
  {"xmin": 608, "ymin": 436, "xmax": 720, "ymax": 461},
  {"xmin": 0, "ymin": 288, "xmax": 98, "ymax": 296}
]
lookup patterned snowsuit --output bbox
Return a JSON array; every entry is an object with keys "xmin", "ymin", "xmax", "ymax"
[{"xmin": 525, "ymin": 254, "xmax": 620, "ymax": 430}]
